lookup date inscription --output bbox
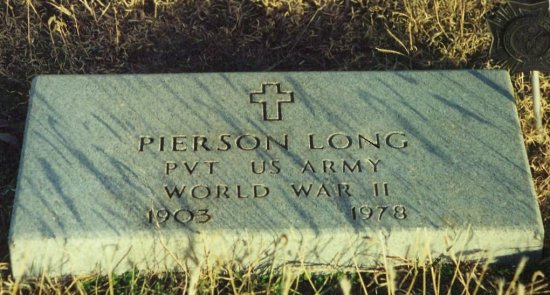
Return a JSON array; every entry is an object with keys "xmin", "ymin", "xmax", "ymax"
[
  {"xmin": 351, "ymin": 205, "xmax": 407, "ymax": 221},
  {"xmin": 147, "ymin": 205, "xmax": 407, "ymax": 226},
  {"xmin": 148, "ymin": 208, "xmax": 212, "ymax": 225}
]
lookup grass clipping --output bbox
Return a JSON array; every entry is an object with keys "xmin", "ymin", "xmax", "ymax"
[{"xmin": 0, "ymin": 0, "xmax": 549, "ymax": 294}]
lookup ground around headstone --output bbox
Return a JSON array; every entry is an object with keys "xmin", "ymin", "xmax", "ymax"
[{"xmin": 9, "ymin": 70, "xmax": 544, "ymax": 278}]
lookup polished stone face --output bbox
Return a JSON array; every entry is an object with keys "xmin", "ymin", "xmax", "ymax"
[{"xmin": 9, "ymin": 71, "xmax": 544, "ymax": 278}]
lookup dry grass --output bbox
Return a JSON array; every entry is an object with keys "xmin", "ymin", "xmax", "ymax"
[{"xmin": 0, "ymin": 0, "xmax": 549, "ymax": 293}]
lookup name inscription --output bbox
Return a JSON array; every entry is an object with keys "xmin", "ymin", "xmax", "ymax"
[
  {"xmin": 141, "ymin": 132, "xmax": 410, "ymax": 225},
  {"xmin": 138, "ymin": 132, "xmax": 408, "ymax": 152}
]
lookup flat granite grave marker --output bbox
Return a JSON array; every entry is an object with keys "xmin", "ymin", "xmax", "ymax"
[{"xmin": 9, "ymin": 70, "xmax": 544, "ymax": 278}]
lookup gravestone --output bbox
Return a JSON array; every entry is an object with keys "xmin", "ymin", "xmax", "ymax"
[{"xmin": 9, "ymin": 71, "xmax": 544, "ymax": 278}]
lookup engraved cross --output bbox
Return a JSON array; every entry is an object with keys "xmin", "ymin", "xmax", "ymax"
[{"xmin": 250, "ymin": 82, "xmax": 294, "ymax": 121}]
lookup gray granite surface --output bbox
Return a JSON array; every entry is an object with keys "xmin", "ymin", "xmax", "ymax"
[{"xmin": 9, "ymin": 70, "xmax": 544, "ymax": 278}]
